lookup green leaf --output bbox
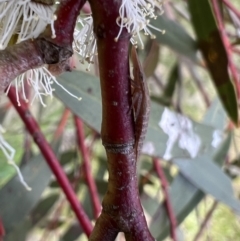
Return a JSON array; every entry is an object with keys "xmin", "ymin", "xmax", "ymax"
[
  {"xmin": 143, "ymin": 40, "xmax": 160, "ymax": 78},
  {"xmin": 174, "ymin": 154, "xmax": 240, "ymax": 213},
  {"xmin": 55, "ymin": 71, "xmax": 220, "ymax": 160},
  {"xmin": 150, "ymin": 174, "xmax": 204, "ymax": 240},
  {"xmin": 31, "ymin": 193, "xmax": 60, "ymax": 224},
  {"xmin": 61, "ymin": 223, "xmax": 82, "ymax": 241},
  {"xmin": 0, "ymin": 141, "xmax": 60, "ymax": 234},
  {"xmin": 161, "ymin": 62, "xmax": 179, "ymax": 106},
  {"xmin": 188, "ymin": 0, "xmax": 239, "ymax": 124},
  {"xmin": 150, "ymin": 133, "xmax": 232, "ymax": 240},
  {"xmin": 54, "ymin": 71, "xmax": 102, "ymax": 132},
  {"xmin": 151, "ymin": 15, "xmax": 198, "ymax": 61},
  {"xmin": 5, "ymin": 220, "xmax": 32, "ymax": 241},
  {"xmin": 202, "ymin": 98, "xmax": 227, "ymax": 129},
  {"xmin": 59, "ymin": 150, "xmax": 78, "ymax": 166}
]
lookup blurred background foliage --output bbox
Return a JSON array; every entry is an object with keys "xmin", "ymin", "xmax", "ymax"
[{"xmin": 0, "ymin": 0, "xmax": 240, "ymax": 240}]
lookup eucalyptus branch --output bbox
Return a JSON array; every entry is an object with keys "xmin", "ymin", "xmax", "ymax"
[
  {"xmin": 7, "ymin": 87, "xmax": 93, "ymax": 237},
  {"xmin": 88, "ymin": 0, "xmax": 154, "ymax": 240},
  {"xmin": 0, "ymin": 0, "xmax": 86, "ymax": 93}
]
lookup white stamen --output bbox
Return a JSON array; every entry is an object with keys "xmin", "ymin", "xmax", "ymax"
[
  {"xmin": 115, "ymin": 0, "xmax": 165, "ymax": 48},
  {"xmin": 0, "ymin": 126, "xmax": 31, "ymax": 191},
  {"xmin": 73, "ymin": 15, "xmax": 97, "ymax": 71},
  {"xmin": 0, "ymin": 0, "xmax": 56, "ymax": 49},
  {"xmin": 7, "ymin": 66, "xmax": 81, "ymax": 107}
]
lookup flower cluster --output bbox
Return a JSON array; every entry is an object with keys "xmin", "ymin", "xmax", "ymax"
[
  {"xmin": 159, "ymin": 108, "xmax": 201, "ymax": 160},
  {"xmin": 0, "ymin": 1, "xmax": 80, "ymax": 104},
  {"xmin": 0, "ymin": 0, "xmax": 65, "ymax": 104},
  {"xmin": 74, "ymin": 0, "xmax": 164, "ymax": 67},
  {"xmin": 0, "ymin": 0, "xmax": 56, "ymax": 49},
  {"xmin": 115, "ymin": 0, "xmax": 165, "ymax": 48},
  {"xmin": 0, "ymin": 0, "xmax": 164, "ymax": 189},
  {"xmin": 5, "ymin": 66, "xmax": 81, "ymax": 107}
]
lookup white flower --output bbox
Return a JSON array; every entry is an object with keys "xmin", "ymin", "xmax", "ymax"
[
  {"xmin": 0, "ymin": 0, "xmax": 56, "ymax": 50},
  {"xmin": 5, "ymin": 66, "xmax": 82, "ymax": 107},
  {"xmin": 211, "ymin": 129, "xmax": 224, "ymax": 148},
  {"xmin": 73, "ymin": 15, "xmax": 97, "ymax": 71},
  {"xmin": 115, "ymin": 0, "xmax": 165, "ymax": 49},
  {"xmin": 159, "ymin": 108, "xmax": 201, "ymax": 160},
  {"xmin": 0, "ymin": 1, "xmax": 81, "ymax": 106},
  {"xmin": 0, "ymin": 125, "xmax": 31, "ymax": 191}
]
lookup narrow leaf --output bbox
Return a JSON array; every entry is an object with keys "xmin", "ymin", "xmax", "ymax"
[
  {"xmin": 0, "ymin": 142, "xmax": 60, "ymax": 234},
  {"xmin": 55, "ymin": 71, "xmax": 219, "ymax": 160},
  {"xmin": 188, "ymin": 0, "xmax": 239, "ymax": 124},
  {"xmin": 151, "ymin": 15, "xmax": 198, "ymax": 61},
  {"xmin": 151, "ymin": 133, "xmax": 232, "ymax": 240}
]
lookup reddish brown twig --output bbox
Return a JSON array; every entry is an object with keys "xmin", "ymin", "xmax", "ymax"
[
  {"xmin": 222, "ymin": 0, "xmax": 240, "ymax": 20},
  {"xmin": 74, "ymin": 116, "xmax": 101, "ymax": 219},
  {"xmin": 53, "ymin": 108, "xmax": 71, "ymax": 140},
  {"xmin": 0, "ymin": 218, "xmax": 4, "ymax": 241},
  {"xmin": 211, "ymin": 0, "xmax": 240, "ymax": 99},
  {"xmin": 193, "ymin": 200, "xmax": 218, "ymax": 241},
  {"xmin": 7, "ymin": 87, "xmax": 93, "ymax": 237},
  {"xmin": 153, "ymin": 158, "xmax": 177, "ymax": 241},
  {"xmin": 88, "ymin": 0, "xmax": 155, "ymax": 240}
]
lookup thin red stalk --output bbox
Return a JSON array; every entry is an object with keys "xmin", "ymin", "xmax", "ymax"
[
  {"xmin": 7, "ymin": 87, "xmax": 93, "ymax": 237},
  {"xmin": 193, "ymin": 200, "xmax": 218, "ymax": 241},
  {"xmin": 153, "ymin": 158, "xmax": 177, "ymax": 241},
  {"xmin": 0, "ymin": 218, "xmax": 4, "ymax": 239},
  {"xmin": 211, "ymin": 0, "xmax": 240, "ymax": 99},
  {"xmin": 53, "ymin": 108, "xmax": 70, "ymax": 140},
  {"xmin": 74, "ymin": 116, "xmax": 101, "ymax": 219},
  {"xmin": 222, "ymin": 0, "xmax": 240, "ymax": 19}
]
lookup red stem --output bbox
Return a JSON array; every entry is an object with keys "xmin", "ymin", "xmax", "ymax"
[
  {"xmin": 53, "ymin": 108, "xmax": 70, "ymax": 140},
  {"xmin": 51, "ymin": 0, "xmax": 86, "ymax": 46},
  {"xmin": 193, "ymin": 200, "xmax": 218, "ymax": 241},
  {"xmin": 211, "ymin": 0, "xmax": 240, "ymax": 99},
  {"xmin": 74, "ymin": 116, "xmax": 102, "ymax": 219},
  {"xmin": 222, "ymin": 0, "xmax": 240, "ymax": 19},
  {"xmin": 7, "ymin": 87, "xmax": 93, "ymax": 237},
  {"xmin": 153, "ymin": 158, "xmax": 177, "ymax": 241}
]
